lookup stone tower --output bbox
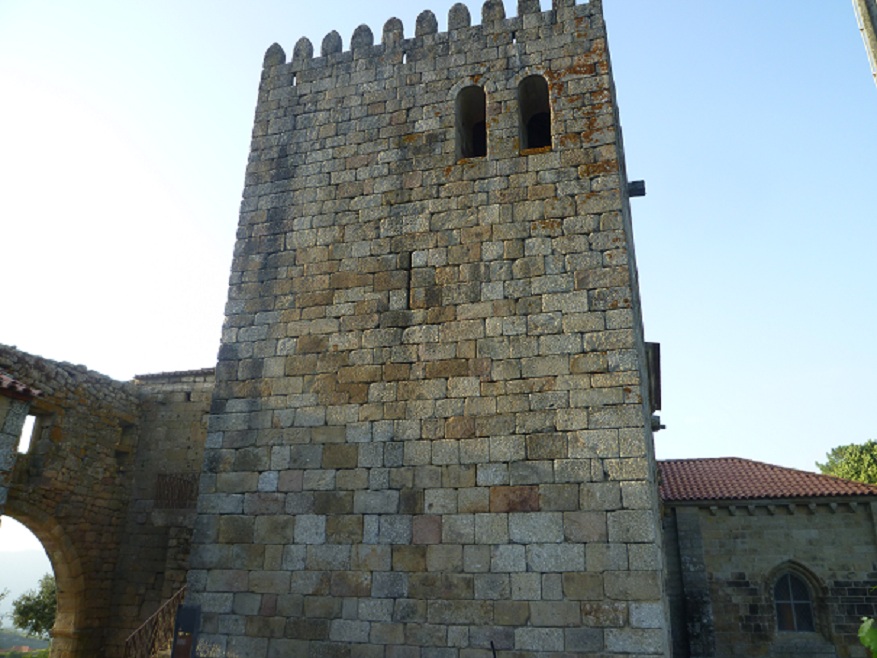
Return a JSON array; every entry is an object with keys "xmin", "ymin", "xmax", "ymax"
[{"xmin": 188, "ymin": 1, "xmax": 669, "ymax": 655}]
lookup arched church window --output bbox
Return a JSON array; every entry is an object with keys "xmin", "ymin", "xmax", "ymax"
[
  {"xmin": 518, "ymin": 75, "xmax": 551, "ymax": 151},
  {"xmin": 774, "ymin": 573, "xmax": 815, "ymax": 632},
  {"xmin": 455, "ymin": 85, "xmax": 487, "ymax": 160}
]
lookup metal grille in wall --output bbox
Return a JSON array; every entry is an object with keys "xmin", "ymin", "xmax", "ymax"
[{"xmin": 154, "ymin": 473, "xmax": 198, "ymax": 509}]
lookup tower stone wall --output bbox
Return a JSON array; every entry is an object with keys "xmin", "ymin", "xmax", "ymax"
[{"xmin": 188, "ymin": 1, "xmax": 669, "ymax": 655}]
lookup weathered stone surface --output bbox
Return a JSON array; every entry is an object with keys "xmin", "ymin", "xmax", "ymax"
[
  {"xmin": 665, "ymin": 498, "xmax": 877, "ymax": 657},
  {"xmin": 0, "ymin": 344, "xmax": 213, "ymax": 658},
  {"xmin": 179, "ymin": 1, "xmax": 670, "ymax": 655}
]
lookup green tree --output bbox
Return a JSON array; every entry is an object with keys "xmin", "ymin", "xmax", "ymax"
[
  {"xmin": 817, "ymin": 440, "xmax": 877, "ymax": 485},
  {"xmin": 12, "ymin": 574, "xmax": 56, "ymax": 640}
]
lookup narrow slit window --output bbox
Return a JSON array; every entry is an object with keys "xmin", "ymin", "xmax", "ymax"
[
  {"xmin": 519, "ymin": 75, "xmax": 551, "ymax": 151},
  {"xmin": 455, "ymin": 85, "xmax": 487, "ymax": 160},
  {"xmin": 17, "ymin": 414, "xmax": 37, "ymax": 453}
]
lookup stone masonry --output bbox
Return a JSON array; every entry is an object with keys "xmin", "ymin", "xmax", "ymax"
[
  {"xmin": 187, "ymin": 1, "xmax": 669, "ymax": 656},
  {"xmin": 0, "ymin": 344, "xmax": 213, "ymax": 658},
  {"xmin": 0, "ymin": 370, "xmax": 40, "ymax": 519},
  {"xmin": 0, "ymin": 345, "xmax": 140, "ymax": 658},
  {"xmin": 665, "ymin": 500, "xmax": 877, "ymax": 658}
]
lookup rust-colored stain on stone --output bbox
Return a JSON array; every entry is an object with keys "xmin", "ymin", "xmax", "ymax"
[
  {"xmin": 578, "ymin": 160, "xmax": 618, "ymax": 177},
  {"xmin": 490, "ymin": 485, "xmax": 540, "ymax": 512},
  {"xmin": 531, "ymin": 218, "xmax": 562, "ymax": 233},
  {"xmin": 520, "ymin": 145, "xmax": 552, "ymax": 156},
  {"xmin": 558, "ymin": 132, "xmax": 581, "ymax": 148}
]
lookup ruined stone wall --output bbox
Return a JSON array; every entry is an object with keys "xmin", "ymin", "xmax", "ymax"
[
  {"xmin": 0, "ymin": 391, "xmax": 33, "ymax": 512},
  {"xmin": 0, "ymin": 344, "xmax": 140, "ymax": 658},
  {"xmin": 665, "ymin": 501, "xmax": 877, "ymax": 658},
  {"xmin": 108, "ymin": 369, "xmax": 214, "ymax": 651},
  {"xmin": 0, "ymin": 345, "xmax": 213, "ymax": 658},
  {"xmin": 189, "ymin": 1, "xmax": 669, "ymax": 655}
]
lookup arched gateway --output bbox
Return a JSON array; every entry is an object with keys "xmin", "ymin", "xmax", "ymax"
[{"xmin": 3, "ymin": 503, "xmax": 86, "ymax": 657}]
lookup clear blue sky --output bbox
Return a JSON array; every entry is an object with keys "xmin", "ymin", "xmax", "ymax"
[{"xmin": 0, "ymin": 0, "xmax": 874, "ymax": 501}]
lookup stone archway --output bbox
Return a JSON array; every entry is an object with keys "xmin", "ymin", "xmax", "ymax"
[{"xmin": 5, "ymin": 500, "xmax": 87, "ymax": 658}]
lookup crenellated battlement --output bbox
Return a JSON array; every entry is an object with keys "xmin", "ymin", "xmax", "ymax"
[{"xmin": 263, "ymin": 0, "xmax": 599, "ymax": 72}]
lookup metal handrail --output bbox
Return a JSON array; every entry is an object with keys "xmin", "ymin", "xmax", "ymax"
[{"xmin": 123, "ymin": 586, "xmax": 187, "ymax": 658}]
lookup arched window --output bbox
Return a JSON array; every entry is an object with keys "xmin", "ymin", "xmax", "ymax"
[
  {"xmin": 774, "ymin": 573, "xmax": 815, "ymax": 632},
  {"xmin": 455, "ymin": 86, "xmax": 486, "ymax": 160},
  {"xmin": 518, "ymin": 75, "xmax": 551, "ymax": 151}
]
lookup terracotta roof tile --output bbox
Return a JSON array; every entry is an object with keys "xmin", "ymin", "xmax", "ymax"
[
  {"xmin": 659, "ymin": 457, "xmax": 877, "ymax": 502},
  {"xmin": 0, "ymin": 371, "xmax": 41, "ymax": 401}
]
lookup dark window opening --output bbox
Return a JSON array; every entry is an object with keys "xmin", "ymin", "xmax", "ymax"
[
  {"xmin": 775, "ymin": 573, "xmax": 815, "ymax": 632},
  {"xmin": 527, "ymin": 112, "xmax": 551, "ymax": 148},
  {"xmin": 472, "ymin": 121, "xmax": 486, "ymax": 157},
  {"xmin": 456, "ymin": 85, "xmax": 487, "ymax": 160},
  {"xmin": 519, "ymin": 75, "xmax": 551, "ymax": 151}
]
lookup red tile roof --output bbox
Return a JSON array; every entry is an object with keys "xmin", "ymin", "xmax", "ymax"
[
  {"xmin": 659, "ymin": 457, "xmax": 877, "ymax": 502},
  {"xmin": 0, "ymin": 371, "xmax": 41, "ymax": 401}
]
